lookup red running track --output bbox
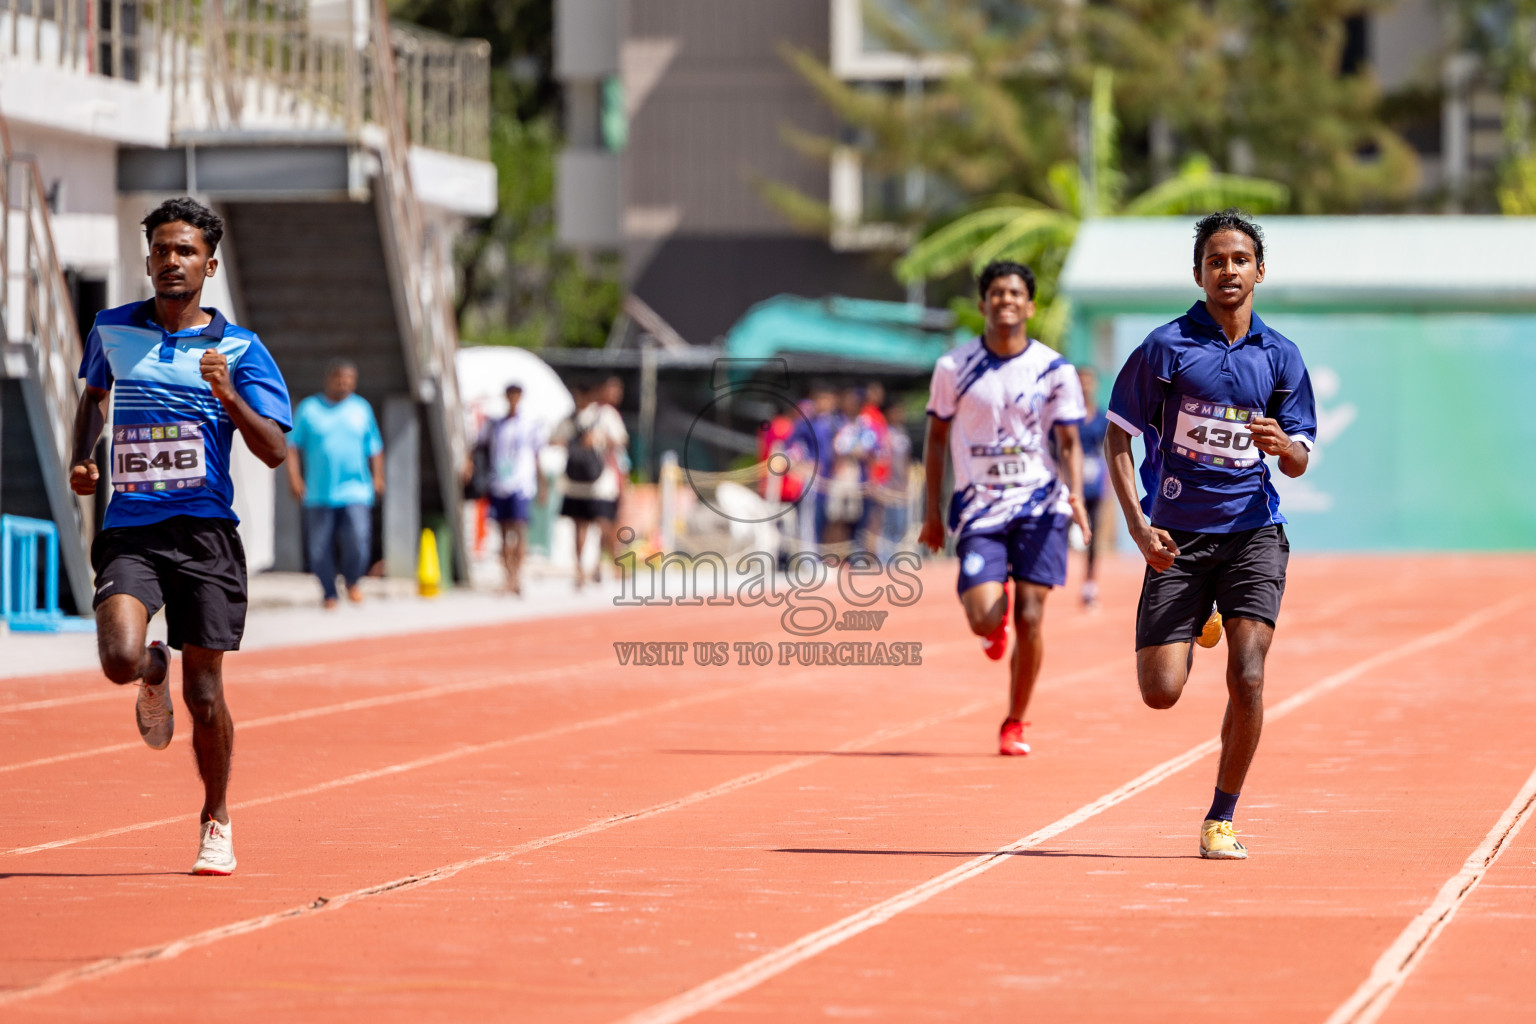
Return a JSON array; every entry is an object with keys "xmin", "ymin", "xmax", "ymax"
[{"xmin": 1, "ymin": 554, "xmax": 1534, "ymax": 1022}]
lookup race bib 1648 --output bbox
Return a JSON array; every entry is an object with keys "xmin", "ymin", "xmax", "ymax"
[
  {"xmin": 1169, "ymin": 397, "xmax": 1262, "ymax": 468},
  {"xmin": 112, "ymin": 422, "xmax": 207, "ymax": 493}
]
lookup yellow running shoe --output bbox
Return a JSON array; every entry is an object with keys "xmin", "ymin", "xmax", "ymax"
[
  {"xmin": 1196, "ymin": 609, "xmax": 1223, "ymax": 649},
  {"xmin": 1200, "ymin": 818, "xmax": 1248, "ymax": 860}
]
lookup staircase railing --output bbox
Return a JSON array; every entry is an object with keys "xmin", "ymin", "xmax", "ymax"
[
  {"xmin": 0, "ymin": 110, "xmax": 94, "ymax": 609},
  {"xmin": 0, "ymin": 0, "xmax": 490, "ymax": 160},
  {"xmin": 363, "ymin": 0, "xmax": 466, "ymax": 576}
]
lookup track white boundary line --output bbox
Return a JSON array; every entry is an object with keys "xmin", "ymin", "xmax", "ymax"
[
  {"xmin": 0, "ymin": 657, "xmax": 617, "ymax": 775},
  {"xmin": 1324, "ymin": 760, "xmax": 1536, "ymax": 1024},
  {"xmin": 1, "ymin": 681, "xmax": 768, "ymax": 857},
  {"xmin": 610, "ymin": 593, "xmax": 1529, "ymax": 1024},
  {"xmin": 0, "ymin": 654, "xmax": 1104, "ymax": 1007},
  {"xmin": 0, "ymin": 637, "xmax": 989, "ymax": 856}
]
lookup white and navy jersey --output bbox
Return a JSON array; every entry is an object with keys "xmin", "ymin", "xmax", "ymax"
[
  {"xmin": 79, "ymin": 300, "xmax": 292, "ymax": 530},
  {"xmin": 1107, "ymin": 303, "xmax": 1317, "ymax": 534},
  {"xmin": 483, "ymin": 412, "xmax": 547, "ymax": 499},
  {"xmin": 926, "ymin": 337, "xmax": 1086, "ymax": 537}
]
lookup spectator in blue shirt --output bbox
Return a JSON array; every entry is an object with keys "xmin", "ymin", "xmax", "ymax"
[{"xmin": 286, "ymin": 360, "xmax": 384, "ymax": 608}]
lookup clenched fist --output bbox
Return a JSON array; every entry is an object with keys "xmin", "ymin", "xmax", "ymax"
[
  {"xmin": 69, "ymin": 458, "xmax": 99, "ymax": 496},
  {"xmin": 200, "ymin": 349, "xmax": 235, "ymax": 401}
]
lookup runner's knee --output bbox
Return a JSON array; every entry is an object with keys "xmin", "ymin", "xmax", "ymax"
[
  {"xmin": 965, "ymin": 603, "xmax": 1003, "ymax": 637},
  {"xmin": 1014, "ymin": 590, "xmax": 1046, "ymax": 632},
  {"xmin": 99, "ymin": 645, "xmax": 142, "ymax": 685}
]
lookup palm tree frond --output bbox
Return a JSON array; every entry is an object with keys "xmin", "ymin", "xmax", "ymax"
[
  {"xmin": 968, "ymin": 209, "xmax": 1078, "ymax": 271},
  {"xmin": 1089, "ymin": 67, "xmax": 1126, "ymax": 215},
  {"xmin": 896, "ymin": 206, "xmax": 1035, "ymax": 283},
  {"xmin": 751, "ymin": 179, "xmax": 836, "ymax": 234},
  {"xmin": 1122, "ymin": 155, "xmax": 1289, "ymax": 215},
  {"xmin": 1045, "ymin": 161, "xmax": 1083, "ymax": 217}
]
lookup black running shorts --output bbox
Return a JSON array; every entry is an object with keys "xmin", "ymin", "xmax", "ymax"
[
  {"xmin": 1134, "ymin": 524, "xmax": 1289, "ymax": 650},
  {"xmin": 91, "ymin": 515, "xmax": 248, "ymax": 651}
]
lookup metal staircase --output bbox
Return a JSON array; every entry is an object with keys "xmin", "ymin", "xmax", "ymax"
[
  {"xmin": 0, "ymin": 112, "xmax": 94, "ymax": 613},
  {"xmin": 0, "ymin": 0, "xmax": 489, "ymax": 580}
]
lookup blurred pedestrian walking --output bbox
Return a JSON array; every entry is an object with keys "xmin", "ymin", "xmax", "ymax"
[
  {"xmin": 477, "ymin": 382, "xmax": 546, "ymax": 596},
  {"xmin": 556, "ymin": 381, "xmax": 628, "ymax": 589},
  {"xmin": 287, "ymin": 359, "xmax": 383, "ymax": 608}
]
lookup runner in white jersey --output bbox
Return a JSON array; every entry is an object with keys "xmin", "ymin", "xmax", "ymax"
[{"xmin": 920, "ymin": 261, "xmax": 1092, "ymax": 756}]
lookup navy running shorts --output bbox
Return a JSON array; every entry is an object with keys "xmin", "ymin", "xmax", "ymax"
[
  {"xmin": 487, "ymin": 493, "xmax": 533, "ymax": 523},
  {"xmin": 955, "ymin": 513, "xmax": 1070, "ymax": 595},
  {"xmin": 1135, "ymin": 524, "xmax": 1289, "ymax": 650}
]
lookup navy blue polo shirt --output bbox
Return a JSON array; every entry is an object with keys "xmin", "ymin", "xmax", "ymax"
[
  {"xmin": 1107, "ymin": 302, "xmax": 1316, "ymax": 534},
  {"xmin": 79, "ymin": 300, "xmax": 292, "ymax": 530}
]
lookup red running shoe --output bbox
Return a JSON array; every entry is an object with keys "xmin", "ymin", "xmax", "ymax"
[
  {"xmin": 998, "ymin": 718, "xmax": 1031, "ymax": 756},
  {"xmin": 981, "ymin": 621, "xmax": 1008, "ymax": 660},
  {"xmin": 980, "ymin": 583, "xmax": 1010, "ymax": 660}
]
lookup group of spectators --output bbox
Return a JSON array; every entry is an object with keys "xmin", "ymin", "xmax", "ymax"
[
  {"xmin": 759, "ymin": 380, "xmax": 915, "ymax": 557},
  {"xmin": 468, "ymin": 375, "xmax": 629, "ymax": 595}
]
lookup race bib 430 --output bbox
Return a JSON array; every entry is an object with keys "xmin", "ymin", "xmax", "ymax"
[
  {"xmin": 112, "ymin": 422, "xmax": 207, "ymax": 493},
  {"xmin": 1169, "ymin": 397, "xmax": 1262, "ymax": 468}
]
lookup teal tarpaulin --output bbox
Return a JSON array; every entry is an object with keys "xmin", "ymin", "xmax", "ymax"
[{"xmin": 724, "ymin": 295, "xmax": 967, "ymax": 371}]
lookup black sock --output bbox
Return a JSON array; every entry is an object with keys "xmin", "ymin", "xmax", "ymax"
[{"xmin": 1206, "ymin": 787, "xmax": 1239, "ymax": 822}]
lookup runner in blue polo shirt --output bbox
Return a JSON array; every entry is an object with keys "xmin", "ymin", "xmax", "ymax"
[
  {"xmin": 70, "ymin": 198, "xmax": 292, "ymax": 876},
  {"xmin": 1105, "ymin": 209, "xmax": 1316, "ymax": 860}
]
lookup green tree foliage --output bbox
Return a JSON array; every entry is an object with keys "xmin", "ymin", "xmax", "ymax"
[
  {"xmin": 897, "ymin": 69, "xmax": 1288, "ymax": 345},
  {"xmin": 389, "ymin": 0, "xmax": 621, "ymax": 347},
  {"xmin": 1444, "ymin": 1, "xmax": 1536, "ymax": 214},
  {"xmin": 770, "ymin": 1, "xmax": 1417, "ymax": 318}
]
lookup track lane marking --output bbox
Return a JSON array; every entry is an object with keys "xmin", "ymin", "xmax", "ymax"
[
  {"xmin": 610, "ymin": 593, "xmax": 1529, "ymax": 1024},
  {"xmin": 0, "ymin": 637, "xmax": 993, "ymax": 856},
  {"xmin": 1324, "ymin": 760, "xmax": 1536, "ymax": 1024},
  {"xmin": 0, "ymin": 655, "xmax": 1133, "ymax": 1006},
  {"xmin": 0, "ymin": 657, "xmax": 616, "ymax": 774},
  {"xmin": 1, "ymin": 681, "xmax": 770, "ymax": 857}
]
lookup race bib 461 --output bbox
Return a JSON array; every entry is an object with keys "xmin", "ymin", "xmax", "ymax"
[
  {"xmin": 112, "ymin": 422, "xmax": 207, "ymax": 493},
  {"xmin": 1169, "ymin": 397, "xmax": 1262, "ymax": 468}
]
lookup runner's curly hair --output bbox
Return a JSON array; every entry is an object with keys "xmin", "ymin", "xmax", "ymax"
[{"xmin": 1193, "ymin": 209, "xmax": 1264, "ymax": 267}]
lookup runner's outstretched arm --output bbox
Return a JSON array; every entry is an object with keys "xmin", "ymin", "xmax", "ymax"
[
  {"xmin": 69, "ymin": 386, "xmax": 111, "ymax": 496},
  {"xmin": 1105, "ymin": 423, "xmax": 1178, "ymax": 572},
  {"xmin": 918, "ymin": 415, "xmax": 950, "ymax": 553},
  {"xmin": 200, "ymin": 349, "xmax": 286, "ymax": 467}
]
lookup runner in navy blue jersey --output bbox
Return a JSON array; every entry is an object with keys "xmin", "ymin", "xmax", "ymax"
[{"xmin": 1105, "ymin": 210, "xmax": 1317, "ymax": 859}]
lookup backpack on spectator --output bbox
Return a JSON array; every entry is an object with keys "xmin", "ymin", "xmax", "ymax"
[{"xmin": 565, "ymin": 415, "xmax": 605, "ymax": 484}]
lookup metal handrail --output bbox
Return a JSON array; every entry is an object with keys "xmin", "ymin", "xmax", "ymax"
[
  {"xmin": 0, "ymin": 109, "xmax": 91, "ymax": 594},
  {"xmin": 364, "ymin": 0, "xmax": 466, "ymax": 574},
  {"xmin": 0, "ymin": 0, "xmax": 490, "ymax": 159}
]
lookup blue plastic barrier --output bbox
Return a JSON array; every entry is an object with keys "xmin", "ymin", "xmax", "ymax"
[{"xmin": 1, "ymin": 514, "xmax": 94, "ymax": 632}]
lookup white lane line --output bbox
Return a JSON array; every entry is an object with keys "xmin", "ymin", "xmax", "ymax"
[
  {"xmin": 0, "ymin": 636, "xmax": 1001, "ymax": 857},
  {"xmin": 611, "ymin": 593, "xmax": 1529, "ymax": 1024},
  {"xmin": 0, "ymin": 682, "xmax": 768, "ymax": 857},
  {"xmin": 0, "ymin": 657, "xmax": 615, "ymax": 774},
  {"xmin": 1324, "ymin": 761, "xmax": 1536, "ymax": 1024},
  {"xmin": 0, "ymin": 655, "xmax": 1101, "ymax": 1008}
]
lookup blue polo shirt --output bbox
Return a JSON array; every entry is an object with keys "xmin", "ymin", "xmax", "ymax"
[
  {"xmin": 79, "ymin": 300, "xmax": 293, "ymax": 530},
  {"xmin": 1107, "ymin": 303, "xmax": 1316, "ymax": 534},
  {"xmin": 290, "ymin": 393, "xmax": 383, "ymax": 507}
]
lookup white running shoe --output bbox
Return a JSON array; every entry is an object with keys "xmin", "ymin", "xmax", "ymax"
[
  {"xmin": 192, "ymin": 818, "xmax": 236, "ymax": 875},
  {"xmin": 135, "ymin": 641, "xmax": 174, "ymax": 750}
]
